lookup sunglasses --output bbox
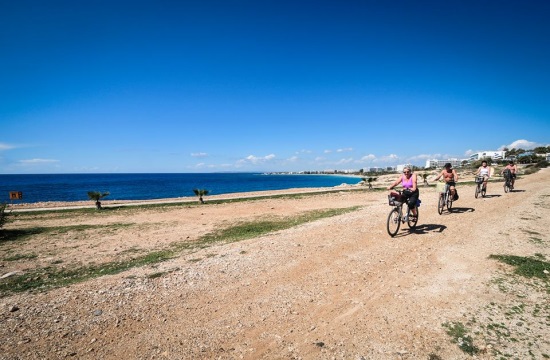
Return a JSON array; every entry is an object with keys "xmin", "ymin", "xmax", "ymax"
[{"xmin": 403, "ymin": 171, "xmax": 411, "ymax": 174}]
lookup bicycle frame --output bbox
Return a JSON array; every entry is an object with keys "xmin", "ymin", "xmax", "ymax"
[
  {"xmin": 474, "ymin": 176, "xmax": 486, "ymax": 198},
  {"xmin": 437, "ymin": 183, "xmax": 453, "ymax": 215},
  {"xmin": 387, "ymin": 190, "xmax": 418, "ymax": 237},
  {"xmin": 503, "ymin": 174, "xmax": 514, "ymax": 193}
]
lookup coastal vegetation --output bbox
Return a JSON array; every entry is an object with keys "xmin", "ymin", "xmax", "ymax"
[
  {"xmin": 441, "ymin": 253, "xmax": 550, "ymax": 357},
  {"xmin": 193, "ymin": 188, "xmax": 209, "ymax": 204},
  {"xmin": 361, "ymin": 177, "xmax": 377, "ymax": 189},
  {"xmin": 504, "ymin": 146, "xmax": 550, "ymax": 164},
  {"xmin": 0, "ymin": 203, "xmax": 7, "ymax": 231},
  {"xmin": 87, "ymin": 191, "xmax": 110, "ymax": 209},
  {"xmin": 489, "ymin": 254, "xmax": 550, "ymax": 280},
  {"xmin": 420, "ymin": 173, "xmax": 430, "ymax": 185}
]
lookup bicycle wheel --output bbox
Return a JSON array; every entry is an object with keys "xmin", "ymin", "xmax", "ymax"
[
  {"xmin": 386, "ymin": 208, "xmax": 401, "ymax": 237},
  {"xmin": 438, "ymin": 194, "xmax": 444, "ymax": 215},
  {"xmin": 481, "ymin": 185, "xmax": 487, "ymax": 197},
  {"xmin": 504, "ymin": 181, "xmax": 509, "ymax": 193},
  {"xmin": 407, "ymin": 207, "xmax": 418, "ymax": 229},
  {"xmin": 475, "ymin": 184, "xmax": 480, "ymax": 198},
  {"xmin": 446, "ymin": 192, "xmax": 453, "ymax": 210}
]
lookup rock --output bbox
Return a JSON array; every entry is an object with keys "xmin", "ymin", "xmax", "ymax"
[{"xmin": 1, "ymin": 271, "xmax": 21, "ymax": 279}]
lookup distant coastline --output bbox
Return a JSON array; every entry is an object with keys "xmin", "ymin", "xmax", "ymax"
[
  {"xmin": 0, "ymin": 172, "xmax": 364, "ymax": 204},
  {"xmin": 263, "ymin": 172, "xmax": 363, "ymax": 178}
]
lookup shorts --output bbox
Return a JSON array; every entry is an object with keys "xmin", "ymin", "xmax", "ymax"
[
  {"xmin": 403, "ymin": 189, "xmax": 419, "ymax": 209},
  {"xmin": 446, "ymin": 181, "xmax": 456, "ymax": 187}
]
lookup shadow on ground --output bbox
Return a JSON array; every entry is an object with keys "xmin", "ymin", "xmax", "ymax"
[
  {"xmin": 448, "ymin": 207, "xmax": 476, "ymax": 214},
  {"xmin": 0, "ymin": 228, "xmax": 47, "ymax": 242},
  {"xmin": 391, "ymin": 223, "xmax": 447, "ymax": 237}
]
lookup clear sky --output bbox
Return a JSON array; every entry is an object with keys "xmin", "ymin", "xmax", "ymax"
[{"xmin": 1, "ymin": 0, "xmax": 549, "ymax": 174}]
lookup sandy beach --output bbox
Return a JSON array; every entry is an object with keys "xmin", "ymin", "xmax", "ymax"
[{"xmin": 1, "ymin": 168, "xmax": 549, "ymax": 359}]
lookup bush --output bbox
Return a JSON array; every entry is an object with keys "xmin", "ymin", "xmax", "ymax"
[
  {"xmin": 523, "ymin": 160, "xmax": 549, "ymax": 175},
  {"xmin": 0, "ymin": 203, "xmax": 7, "ymax": 230}
]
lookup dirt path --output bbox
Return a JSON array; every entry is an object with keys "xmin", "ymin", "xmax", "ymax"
[{"xmin": 1, "ymin": 169, "xmax": 549, "ymax": 359}]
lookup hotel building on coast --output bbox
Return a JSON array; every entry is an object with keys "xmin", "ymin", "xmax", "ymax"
[
  {"xmin": 424, "ymin": 159, "xmax": 463, "ymax": 169},
  {"xmin": 467, "ymin": 150, "xmax": 506, "ymax": 162},
  {"xmin": 424, "ymin": 150, "xmax": 507, "ymax": 169}
]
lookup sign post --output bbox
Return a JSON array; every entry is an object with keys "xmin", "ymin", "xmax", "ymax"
[{"xmin": 9, "ymin": 191, "xmax": 23, "ymax": 206}]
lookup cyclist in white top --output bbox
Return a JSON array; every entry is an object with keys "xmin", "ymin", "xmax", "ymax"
[{"xmin": 475, "ymin": 160, "xmax": 491, "ymax": 192}]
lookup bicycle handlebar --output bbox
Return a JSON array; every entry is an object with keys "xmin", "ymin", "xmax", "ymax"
[{"xmin": 388, "ymin": 189, "xmax": 403, "ymax": 193}]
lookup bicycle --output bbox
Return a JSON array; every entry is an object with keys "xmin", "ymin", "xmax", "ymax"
[
  {"xmin": 387, "ymin": 190, "xmax": 419, "ymax": 237},
  {"xmin": 436, "ymin": 182, "xmax": 453, "ymax": 215},
  {"xmin": 503, "ymin": 170, "xmax": 513, "ymax": 193},
  {"xmin": 474, "ymin": 176, "xmax": 486, "ymax": 198}
]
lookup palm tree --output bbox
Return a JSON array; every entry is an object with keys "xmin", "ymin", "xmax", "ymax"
[
  {"xmin": 193, "ymin": 189, "xmax": 209, "ymax": 204},
  {"xmin": 367, "ymin": 177, "xmax": 377, "ymax": 189},
  {"xmin": 420, "ymin": 173, "xmax": 429, "ymax": 186},
  {"xmin": 87, "ymin": 191, "xmax": 110, "ymax": 210}
]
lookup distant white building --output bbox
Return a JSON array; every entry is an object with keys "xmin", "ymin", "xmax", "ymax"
[
  {"xmin": 396, "ymin": 164, "xmax": 415, "ymax": 172},
  {"xmin": 425, "ymin": 159, "xmax": 463, "ymax": 169},
  {"xmin": 368, "ymin": 167, "xmax": 385, "ymax": 173},
  {"xmin": 468, "ymin": 151, "xmax": 506, "ymax": 162}
]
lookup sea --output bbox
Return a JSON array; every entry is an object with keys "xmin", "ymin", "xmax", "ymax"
[{"xmin": 0, "ymin": 173, "xmax": 362, "ymax": 204}]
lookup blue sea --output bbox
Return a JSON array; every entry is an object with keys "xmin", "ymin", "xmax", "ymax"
[{"xmin": 0, "ymin": 173, "xmax": 362, "ymax": 203}]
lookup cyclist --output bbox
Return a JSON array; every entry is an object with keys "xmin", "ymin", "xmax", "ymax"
[
  {"xmin": 501, "ymin": 160, "xmax": 517, "ymax": 189},
  {"xmin": 434, "ymin": 163, "xmax": 458, "ymax": 199},
  {"xmin": 387, "ymin": 166, "xmax": 419, "ymax": 219},
  {"xmin": 475, "ymin": 160, "xmax": 491, "ymax": 192}
]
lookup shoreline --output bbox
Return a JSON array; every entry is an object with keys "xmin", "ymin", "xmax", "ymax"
[
  {"xmin": 6, "ymin": 183, "xmax": 368, "ymax": 211},
  {"xmin": 1, "ymin": 173, "xmax": 365, "ymax": 208},
  {"xmin": 4, "ymin": 169, "xmax": 514, "ymax": 211}
]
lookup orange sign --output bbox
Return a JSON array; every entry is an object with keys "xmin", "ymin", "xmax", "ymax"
[{"xmin": 9, "ymin": 191, "xmax": 23, "ymax": 200}]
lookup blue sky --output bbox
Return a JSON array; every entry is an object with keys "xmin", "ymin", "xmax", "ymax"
[{"xmin": 1, "ymin": 0, "xmax": 549, "ymax": 174}]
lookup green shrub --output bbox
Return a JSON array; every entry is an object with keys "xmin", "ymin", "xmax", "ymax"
[{"xmin": 0, "ymin": 203, "xmax": 7, "ymax": 230}]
